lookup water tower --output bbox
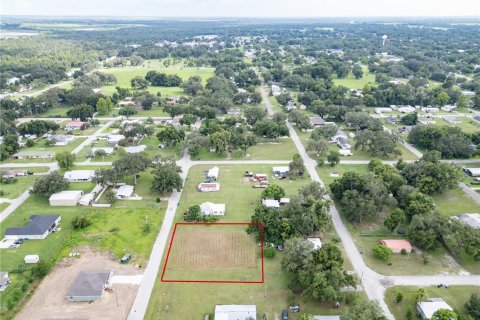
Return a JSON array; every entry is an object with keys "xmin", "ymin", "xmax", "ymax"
[{"xmin": 382, "ymin": 34, "xmax": 388, "ymax": 46}]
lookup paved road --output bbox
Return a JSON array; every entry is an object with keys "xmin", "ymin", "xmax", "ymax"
[
  {"xmin": 71, "ymin": 120, "xmax": 114, "ymax": 155},
  {"xmin": 127, "ymin": 151, "xmax": 192, "ymax": 320},
  {"xmin": 459, "ymin": 182, "xmax": 480, "ymax": 204},
  {"xmin": 260, "ymin": 86, "xmax": 274, "ymax": 116},
  {"xmin": 402, "ymin": 141, "xmax": 423, "ymax": 158}
]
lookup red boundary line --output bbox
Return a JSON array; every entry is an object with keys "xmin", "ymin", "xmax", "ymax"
[{"xmin": 161, "ymin": 222, "xmax": 264, "ymax": 284}]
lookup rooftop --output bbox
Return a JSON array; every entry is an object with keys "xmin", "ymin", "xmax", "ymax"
[
  {"xmin": 66, "ymin": 270, "xmax": 112, "ymax": 299},
  {"xmin": 5, "ymin": 215, "xmax": 60, "ymax": 236},
  {"xmin": 215, "ymin": 305, "xmax": 256, "ymax": 320},
  {"xmin": 49, "ymin": 190, "xmax": 83, "ymax": 201}
]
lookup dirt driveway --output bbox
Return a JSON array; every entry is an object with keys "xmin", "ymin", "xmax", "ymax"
[{"xmin": 16, "ymin": 246, "xmax": 143, "ymax": 320}]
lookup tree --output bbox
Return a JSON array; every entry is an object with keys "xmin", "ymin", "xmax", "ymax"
[
  {"xmin": 327, "ymin": 150, "xmax": 340, "ymax": 167},
  {"xmin": 93, "ymin": 168, "xmax": 124, "ymax": 187},
  {"xmin": 261, "ymin": 184, "xmax": 286, "ymax": 200},
  {"xmin": 431, "ymin": 309, "xmax": 458, "ymax": 320},
  {"xmin": 0, "ymin": 134, "xmax": 19, "ymax": 160},
  {"xmin": 71, "ymin": 216, "xmax": 91, "ymax": 230},
  {"xmin": 131, "ymin": 76, "xmax": 148, "ymax": 89},
  {"xmin": 372, "ymin": 244, "xmax": 392, "ymax": 261},
  {"xmin": 66, "ymin": 104, "xmax": 94, "ymax": 121},
  {"xmin": 180, "ymin": 114, "xmax": 197, "ymax": 127},
  {"xmin": 156, "ymin": 126, "xmax": 185, "ymax": 147},
  {"xmin": 264, "ymin": 246, "xmax": 277, "ymax": 258},
  {"xmin": 281, "ymin": 237, "xmax": 314, "ymax": 273},
  {"xmin": 352, "ymin": 65, "xmax": 363, "ymax": 79},
  {"xmin": 151, "ymin": 158, "xmax": 183, "ymax": 196},
  {"xmin": 307, "ymin": 138, "xmax": 329, "ymax": 156},
  {"xmin": 465, "ymin": 293, "xmax": 480, "ymax": 320},
  {"xmin": 105, "ymin": 190, "xmax": 117, "ymax": 204},
  {"xmin": 30, "ymin": 172, "xmax": 69, "ymax": 198},
  {"xmin": 400, "ymin": 112, "xmax": 418, "ymax": 125},
  {"xmin": 456, "ymin": 94, "xmax": 469, "ymax": 109},
  {"xmin": 311, "ymin": 124, "xmax": 338, "ymax": 140},
  {"xmin": 289, "ymin": 153, "xmax": 305, "ymax": 177},
  {"xmin": 408, "ymin": 212, "xmax": 444, "ymax": 250},
  {"xmin": 185, "ymin": 205, "xmax": 201, "ymax": 222},
  {"xmin": 244, "ymin": 105, "xmax": 267, "ymax": 125},
  {"xmin": 354, "ymin": 130, "xmax": 401, "ymax": 158},
  {"xmin": 210, "ymin": 130, "xmax": 230, "ymax": 154},
  {"xmin": 113, "ymin": 154, "xmax": 151, "ymax": 185},
  {"xmin": 396, "ymin": 292, "xmax": 404, "ymax": 303},
  {"xmin": 55, "ymin": 151, "xmax": 75, "ymax": 170},
  {"xmin": 118, "ymin": 105, "xmax": 137, "ymax": 118},
  {"xmin": 93, "ymin": 149, "xmax": 107, "ymax": 160},
  {"xmin": 436, "ymin": 91, "xmax": 450, "ymax": 106},
  {"xmin": 384, "ymin": 208, "xmax": 405, "ymax": 232},
  {"xmin": 402, "ymin": 191, "xmax": 435, "ymax": 221},
  {"xmin": 96, "ymin": 97, "xmax": 113, "ymax": 115},
  {"xmin": 340, "ymin": 301, "xmax": 387, "ymax": 320}
]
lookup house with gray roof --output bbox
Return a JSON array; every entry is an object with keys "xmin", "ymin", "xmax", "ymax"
[
  {"xmin": 4, "ymin": 215, "xmax": 61, "ymax": 240},
  {"xmin": 66, "ymin": 270, "xmax": 112, "ymax": 302},
  {"xmin": 417, "ymin": 298, "xmax": 453, "ymax": 319},
  {"xmin": 452, "ymin": 213, "xmax": 480, "ymax": 229},
  {"xmin": 309, "ymin": 116, "xmax": 326, "ymax": 127}
]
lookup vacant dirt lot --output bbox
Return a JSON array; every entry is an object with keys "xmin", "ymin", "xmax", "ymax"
[
  {"xmin": 16, "ymin": 246, "xmax": 142, "ymax": 320},
  {"xmin": 168, "ymin": 228, "xmax": 256, "ymax": 269}
]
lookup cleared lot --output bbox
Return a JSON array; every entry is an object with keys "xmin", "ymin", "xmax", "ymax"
[{"xmin": 16, "ymin": 246, "xmax": 142, "ymax": 320}]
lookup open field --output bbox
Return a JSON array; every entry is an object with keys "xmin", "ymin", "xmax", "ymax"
[
  {"xmin": 15, "ymin": 247, "xmax": 142, "ymax": 320},
  {"xmin": 431, "ymin": 188, "xmax": 480, "ymax": 218},
  {"xmin": 146, "ymin": 164, "xmax": 365, "ymax": 319},
  {"xmin": 162, "ymin": 225, "xmax": 261, "ymax": 282},
  {"xmin": 434, "ymin": 116, "xmax": 480, "ymax": 133},
  {"xmin": 317, "ymin": 164, "xmax": 369, "ymax": 190},
  {"xmin": 100, "ymin": 59, "xmax": 214, "ymax": 97},
  {"xmin": 332, "ymin": 66, "xmax": 376, "ymax": 89},
  {"xmin": 385, "ymin": 286, "xmax": 480, "ymax": 320}
]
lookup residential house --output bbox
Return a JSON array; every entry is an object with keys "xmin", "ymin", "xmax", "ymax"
[
  {"xmin": 443, "ymin": 116, "xmax": 461, "ymax": 124},
  {"xmin": 49, "ymin": 134, "xmax": 76, "ymax": 146},
  {"xmin": 107, "ymin": 134, "xmax": 126, "ymax": 145},
  {"xmin": 380, "ymin": 239, "xmax": 412, "ymax": 253},
  {"xmin": 473, "ymin": 116, "xmax": 480, "ymax": 124},
  {"xmin": 308, "ymin": 237, "xmax": 322, "ymax": 250},
  {"xmin": 336, "ymin": 137, "xmax": 351, "ymax": 150},
  {"xmin": 1, "ymin": 170, "xmax": 28, "ymax": 178},
  {"xmin": 4, "ymin": 215, "xmax": 61, "ymax": 240},
  {"xmin": 452, "ymin": 213, "xmax": 480, "ymax": 229},
  {"xmin": 207, "ymin": 167, "xmax": 220, "ymax": 180},
  {"xmin": 441, "ymin": 105, "xmax": 457, "ymax": 112},
  {"xmin": 418, "ymin": 116, "xmax": 436, "ymax": 125},
  {"xmin": 375, "ymin": 107, "xmax": 393, "ymax": 114},
  {"xmin": 64, "ymin": 170, "xmax": 95, "ymax": 182},
  {"xmin": 464, "ymin": 168, "xmax": 480, "ymax": 177},
  {"xmin": 65, "ymin": 270, "xmax": 112, "ymax": 302},
  {"xmin": 116, "ymin": 185, "xmax": 135, "ymax": 199},
  {"xmin": 397, "ymin": 106, "xmax": 416, "ymax": 113},
  {"xmin": 272, "ymin": 166, "xmax": 289, "ymax": 176},
  {"xmin": 124, "ymin": 145, "xmax": 146, "ymax": 154},
  {"xmin": 65, "ymin": 121, "xmax": 88, "ymax": 131},
  {"xmin": 309, "ymin": 116, "xmax": 326, "ymax": 127},
  {"xmin": 262, "ymin": 199, "xmax": 280, "ymax": 209},
  {"xmin": 49, "ymin": 190, "xmax": 84, "ymax": 207},
  {"xmin": 417, "ymin": 298, "xmax": 453, "ymax": 319},
  {"xmin": 0, "ymin": 272, "xmax": 10, "ymax": 292},
  {"xmin": 214, "ymin": 305, "xmax": 256, "ymax": 320},
  {"xmin": 313, "ymin": 316, "xmax": 341, "ymax": 320},
  {"xmin": 271, "ymin": 84, "xmax": 281, "ymax": 96},
  {"xmin": 91, "ymin": 147, "xmax": 114, "ymax": 155},
  {"xmin": 6, "ymin": 77, "xmax": 20, "ymax": 85},
  {"xmin": 197, "ymin": 183, "xmax": 220, "ymax": 192},
  {"xmin": 200, "ymin": 202, "xmax": 225, "ymax": 215},
  {"xmin": 421, "ymin": 107, "xmax": 439, "ymax": 113},
  {"xmin": 13, "ymin": 150, "xmax": 55, "ymax": 160},
  {"xmin": 227, "ymin": 108, "xmax": 242, "ymax": 115}
]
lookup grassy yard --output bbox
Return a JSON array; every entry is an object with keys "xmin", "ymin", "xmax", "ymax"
[
  {"xmin": 145, "ymin": 164, "xmax": 365, "ymax": 319},
  {"xmin": 332, "ymin": 66, "xmax": 376, "ymax": 90},
  {"xmin": 268, "ymin": 94, "xmax": 284, "ymax": 114},
  {"xmin": 33, "ymin": 107, "xmax": 68, "ymax": 118},
  {"xmin": 431, "ymin": 188, "xmax": 480, "ymax": 218},
  {"xmin": 100, "ymin": 59, "xmax": 214, "ymax": 97},
  {"xmin": 0, "ymin": 176, "xmax": 37, "ymax": 199},
  {"xmin": 0, "ymin": 203, "xmax": 9, "ymax": 211},
  {"xmin": 385, "ymin": 286, "xmax": 480, "ymax": 320},
  {"xmin": 316, "ymin": 164, "xmax": 369, "ymax": 190},
  {"xmin": 434, "ymin": 116, "xmax": 480, "ymax": 134}
]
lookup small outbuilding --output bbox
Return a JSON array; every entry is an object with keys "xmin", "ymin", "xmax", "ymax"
[
  {"xmin": 308, "ymin": 237, "xmax": 322, "ymax": 250},
  {"xmin": 49, "ymin": 190, "xmax": 84, "ymax": 207},
  {"xmin": 197, "ymin": 183, "xmax": 220, "ymax": 192},
  {"xmin": 200, "ymin": 202, "xmax": 225, "ymax": 215},
  {"xmin": 65, "ymin": 270, "xmax": 112, "ymax": 302},
  {"xmin": 272, "ymin": 166, "xmax": 289, "ymax": 176},
  {"xmin": 380, "ymin": 239, "xmax": 412, "ymax": 253},
  {"xmin": 116, "ymin": 185, "xmax": 135, "ymax": 199},
  {"xmin": 214, "ymin": 305, "xmax": 256, "ymax": 320},
  {"xmin": 24, "ymin": 255, "xmax": 40, "ymax": 264},
  {"xmin": 417, "ymin": 298, "xmax": 453, "ymax": 319},
  {"xmin": 262, "ymin": 199, "xmax": 280, "ymax": 209}
]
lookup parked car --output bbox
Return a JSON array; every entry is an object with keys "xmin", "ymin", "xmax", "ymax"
[
  {"xmin": 276, "ymin": 244, "xmax": 284, "ymax": 251},
  {"xmin": 281, "ymin": 310, "xmax": 288, "ymax": 320},
  {"xmin": 289, "ymin": 305, "xmax": 300, "ymax": 313},
  {"xmin": 120, "ymin": 254, "xmax": 131, "ymax": 264}
]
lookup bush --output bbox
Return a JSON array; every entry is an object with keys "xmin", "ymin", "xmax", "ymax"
[
  {"xmin": 344, "ymin": 292, "xmax": 359, "ymax": 305},
  {"xmin": 396, "ymin": 292, "xmax": 404, "ymax": 303},
  {"xmin": 156, "ymin": 197, "xmax": 161, "ymax": 203},
  {"xmin": 400, "ymin": 248, "xmax": 407, "ymax": 255},
  {"xmin": 105, "ymin": 190, "xmax": 117, "ymax": 204},
  {"xmin": 372, "ymin": 244, "xmax": 392, "ymax": 261},
  {"xmin": 31, "ymin": 260, "xmax": 50, "ymax": 279},
  {"xmin": 406, "ymin": 307, "xmax": 414, "ymax": 320},
  {"xmin": 264, "ymin": 246, "xmax": 276, "ymax": 258},
  {"xmin": 286, "ymin": 290, "xmax": 296, "ymax": 305},
  {"xmin": 71, "ymin": 216, "xmax": 91, "ymax": 230}
]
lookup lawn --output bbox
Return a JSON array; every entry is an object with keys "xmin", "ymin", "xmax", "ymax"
[
  {"xmin": 34, "ymin": 107, "xmax": 68, "ymax": 118},
  {"xmin": 385, "ymin": 286, "xmax": 480, "ymax": 320},
  {"xmin": 332, "ymin": 66, "xmax": 376, "ymax": 90},
  {"xmin": 100, "ymin": 59, "xmax": 214, "ymax": 97},
  {"xmin": 431, "ymin": 188, "xmax": 480, "ymax": 218},
  {"xmin": 145, "ymin": 164, "xmax": 365, "ymax": 319},
  {"xmin": 316, "ymin": 164, "xmax": 369, "ymax": 190},
  {"xmin": 268, "ymin": 94, "xmax": 284, "ymax": 114},
  {"xmin": 0, "ymin": 176, "xmax": 37, "ymax": 199},
  {"xmin": 434, "ymin": 116, "xmax": 480, "ymax": 134}
]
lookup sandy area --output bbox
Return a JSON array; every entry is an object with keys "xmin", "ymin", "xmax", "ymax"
[{"xmin": 16, "ymin": 246, "xmax": 143, "ymax": 320}]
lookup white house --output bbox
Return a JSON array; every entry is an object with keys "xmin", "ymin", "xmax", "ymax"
[
  {"xmin": 207, "ymin": 167, "xmax": 220, "ymax": 180},
  {"xmin": 5, "ymin": 215, "xmax": 61, "ymax": 240},
  {"xmin": 418, "ymin": 116, "xmax": 436, "ymax": 125},
  {"xmin": 124, "ymin": 145, "xmax": 146, "ymax": 154},
  {"xmin": 271, "ymin": 84, "xmax": 281, "ymax": 96},
  {"xmin": 421, "ymin": 107, "xmax": 439, "ymax": 113},
  {"xmin": 0, "ymin": 272, "xmax": 10, "ymax": 292},
  {"xmin": 107, "ymin": 134, "xmax": 126, "ymax": 145},
  {"xmin": 272, "ymin": 166, "xmax": 289, "ymax": 176},
  {"xmin": 397, "ymin": 106, "xmax": 416, "ymax": 113},
  {"xmin": 64, "ymin": 170, "xmax": 95, "ymax": 182},
  {"xmin": 262, "ymin": 199, "xmax": 280, "ymax": 209},
  {"xmin": 375, "ymin": 107, "xmax": 393, "ymax": 114},
  {"xmin": 417, "ymin": 298, "xmax": 453, "ymax": 319},
  {"xmin": 49, "ymin": 190, "xmax": 83, "ymax": 206},
  {"xmin": 200, "ymin": 202, "xmax": 225, "ymax": 215},
  {"xmin": 443, "ymin": 116, "xmax": 461, "ymax": 124},
  {"xmin": 441, "ymin": 105, "xmax": 457, "ymax": 112},
  {"xmin": 6, "ymin": 77, "xmax": 20, "ymax": 85},
  {"xmin": 307, "ymin": 237, "xmax": 322, "ymax": 250},
  {"xmin": 215, "ymin": 305, "xmax": 256, "ymax": 320},
  {"xmin": 452, "ymin": 213, "xmax": 480, "ymax": 229},
  {"xmin": 116, "ymin": 185, "xmax": 134, "ymax": 199},
  {"xmin": 49, "ymin": 134, "xmax": 76, "ymax": 146}
]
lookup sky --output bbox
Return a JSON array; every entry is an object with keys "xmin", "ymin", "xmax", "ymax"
[{"xmin": 0, "ymin": 0, "xmax": 478, "ymax": 17}]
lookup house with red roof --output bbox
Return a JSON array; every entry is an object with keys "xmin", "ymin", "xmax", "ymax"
[{"xmin": 380, "ymin": 239, "xmax": 412, "ymax": 253}]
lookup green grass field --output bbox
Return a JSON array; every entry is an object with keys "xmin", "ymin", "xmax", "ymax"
[
  {"xmin": 100, "ymin": 59, "xmax": 214, "ymax": 97},
  {"xmin": 431, "ymin": 188, "xmax": 480, "ymax": 218},
  {"xmin": 316, "ymin": 164, "xmax": 369, "ymax": 190},
  {"xmin": 333, "ymin": 66, "xmax": 376, "ymax": 90},
  {"xmin": 145, "ymin": 164, "xmax": 365, "ymax": 319},
  {"xmin": 385, "ymin": 286, "xmax": 480, "ymax": 320},
  {"xmin": 433, "ymin": 116, "xmax": 480, "ymax": 134}
]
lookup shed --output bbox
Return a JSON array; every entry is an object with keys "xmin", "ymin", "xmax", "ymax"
[
  {"xmin": 66, "ymin": 270, "xmax": 112, "ymax": 302},
  {"xmin": 116, "ymin": 185, "xmax": 134, "ymax": 199},
  {"xmin": 207, "ymin": 167, "xmax": 220, "ymax": 180},
  {"xmin": 197, "ymin": 183, "xmax": 220, "ymax": 192},
  {"xmin": 49, "ymin": 190, "xmax": 83, "ymax": 206},
  {"xmin": 64, "ymin": 170, "xmax": 95, "ymax": 182},
  {"xmin": 417, "ymin": 298, "xmax": 453, "ymax": 319},
  {"xmin": 308, "ymin": 237, "xmax": 322, "ymax": 250},
  {"xmin": 262, "ymin": 199, "xmax": 280, "ymax": 209},
  {"xmin": 24, "ymin": 255, "xmax": 40, "ymax": 264},
  {"xmin": 0, "ymin": 272, "xmax": 10, "ymax": 292},
  {"xmin": 5, "ymin": 215, "xmax": 61, "ymax": 240},
  {"xmin": 380, "ymin": 239, "xmax": 412, "ymax": 253},
  {"xmin": 200, "ymin": 202, "xmax": 225, "ymax": 215},
  {"xmin": 214, "ymin": 305, "xmax": 256, "ymax": 320},
  {"xmin": 272, "ymin": 166, "xmax": 289, "ymax": 175}
]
